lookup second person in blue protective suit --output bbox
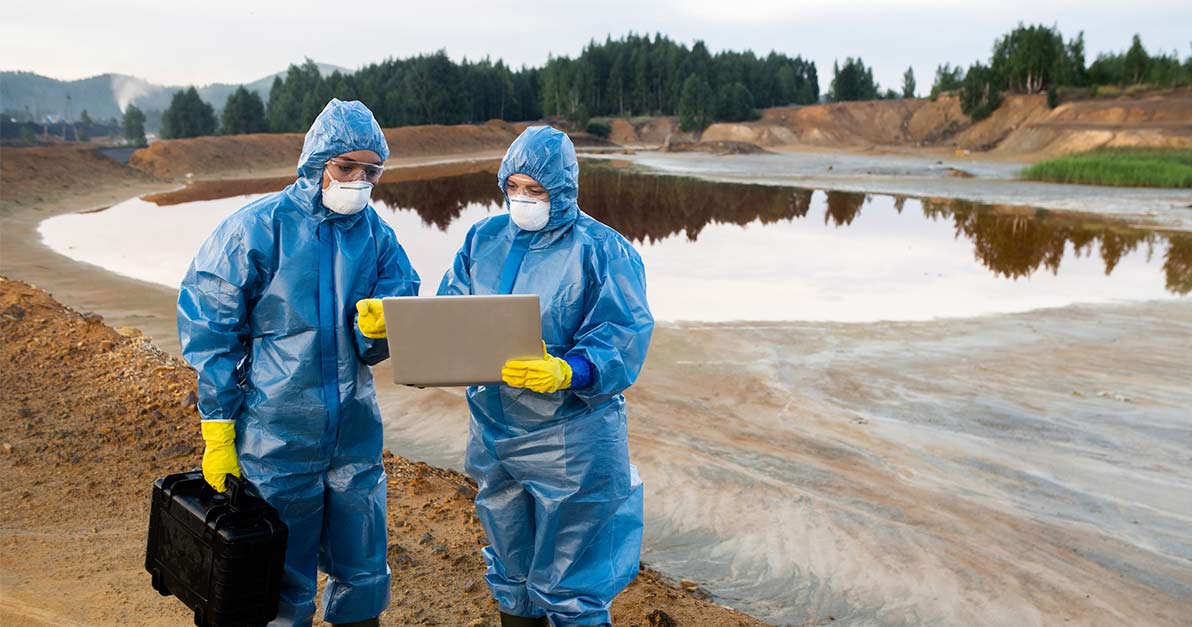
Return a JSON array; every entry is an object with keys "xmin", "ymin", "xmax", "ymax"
[
  {"xmin": 437, "ymin": 126, "xmax": 655, "ymax": 626},
  {"xmin": 177, "ymin": 99, "xmax": 420, "ymax": 627}
]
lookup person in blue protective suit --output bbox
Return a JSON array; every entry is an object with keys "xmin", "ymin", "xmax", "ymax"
[
  {"xmin": 437, "ymin": 126, "xmax": 654, "ymax": 626},
  {"xmin": 177, "ymin": 99, "xmax": 419, "ymax": 627}
]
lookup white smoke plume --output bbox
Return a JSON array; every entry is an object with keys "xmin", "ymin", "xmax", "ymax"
[{"xmin": 110, "ymin": 74, "xmax": 152, "ymax": 112}]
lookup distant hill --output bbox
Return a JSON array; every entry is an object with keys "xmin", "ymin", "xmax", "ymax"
[{"xmin": 0, "ymin": 62, "xmax": 349, "ymax": 126}]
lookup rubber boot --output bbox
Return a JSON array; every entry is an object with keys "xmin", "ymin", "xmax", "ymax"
[
  {"xmin": 499, "ymin": 611, "xmax": 549, "ymax": 627},
  {"xmin": 330, "ymin": 619, "xmax": 380, "ymax": 627}
]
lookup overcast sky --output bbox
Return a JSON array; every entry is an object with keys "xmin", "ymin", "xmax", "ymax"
[{"xmin": 3, "ymin": 0, "xmax": 1190, "ymax": 95}]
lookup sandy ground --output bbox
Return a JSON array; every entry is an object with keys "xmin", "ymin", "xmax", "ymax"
[
  {"xmin": 0, "ymin": 150, "xmax": 769, "ymax": 626},
  {"xmin": 3, "ymin": 143, "xmax": 1192, "ymax": 626},
  {"xmin": 0, "ymin": 277, "xmax": 766, "ymax": 627}
]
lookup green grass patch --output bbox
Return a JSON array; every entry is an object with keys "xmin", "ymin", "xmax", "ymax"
[{"xmin": 1020, "ymin": 148, "xmax": 1192, "ymax": 188}]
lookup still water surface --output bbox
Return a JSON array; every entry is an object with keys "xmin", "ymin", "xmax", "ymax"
[{"xmin": 39, "ymin": 168, "xmax": 1191, "ymax": 321}]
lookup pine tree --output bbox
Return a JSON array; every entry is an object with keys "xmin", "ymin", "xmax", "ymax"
[
  {"xmin": 220, "ymin": 86, "xmax": 267, "ymax": 135},
  {"xmin": 960, "ymin": 63, "xmax": 1002, "ymax": 120},
  {"xmin": 1063, "ymin": 32, "xmax": 1089, "ymax": 87},
  {"xmin": 930, "ymin": 64, "xmax": 965, "ymax": 98},
  {"xmin": 990, "ymin": 24, "xmax": 1066, "ymax": 93},
  {"xmin": 161, "ymin": 87, "xmax": 216, "ymax": 139},
  {"xmin": 1124, "ymin": 34, "xmax": 1149, "ymax": 84},
  {"xmin": 717, "ymin": 82, "xmax": 755, "ymax": 121},
  {"xmin": 266, "ymin": 60, "xmax": 323, "ymax": 132},
  {"xmin": 122, "ymin": 104, "xmax": 146, "ymax": 146},
  {"xmin": 829, "ymin": 58, "xmax": 878, "ymax": 102},
  {"xmin": 678, "ymin": 75, "xmax": 714, "ymax": 132},
  {"xmin": 902, "ymin": 67, "xmax": 916, "ymax": 98}
]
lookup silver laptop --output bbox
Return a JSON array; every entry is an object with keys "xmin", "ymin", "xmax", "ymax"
[{"xmin": 382, "ymin": 295, "xmax": 542, "ymax": 387}]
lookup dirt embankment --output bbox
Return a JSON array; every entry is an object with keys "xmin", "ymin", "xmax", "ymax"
[
  {"xmin": 0, "ymin": 277, "xmax": 765, "ymax": 627},
  {"xmin": 141, "ymin": 158, "xmax": 504, "ymax": 206},
  {"xmin": 0, "ymin": 144, "xmax": 160, "ymax": 215},
  {"xmin": 610, "ymin": 90, "xmax": 1192, "ymax": 159},
  {"xmin": 5, "ymin": 91, "xmax": 1187, "ymax": 198},
  {"xmin": 608, "ymin": 117, "xmax": 684, "ymax": 145},
  {"xmin": 127, "ymin": 120, "xmax": 523, "ymax": 180},
  {"xmin": 703, "ymin": 96, "xmax": 970, "ymax": 148},
  {"xmin": 986, "ymin": 92, "xmax": 1192, "ymax": 156}
]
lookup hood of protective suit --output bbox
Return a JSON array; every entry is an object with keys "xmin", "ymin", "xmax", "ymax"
[
  {"xmin": 497, "ymin": 126, "xmax": 579, "ymax": 233},
  {"xmin": 289, "ymin": 98, "xmax": 390, "ymax": 219}
]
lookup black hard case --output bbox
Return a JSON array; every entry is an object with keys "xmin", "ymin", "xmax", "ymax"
[{"xmin": 145, "ymin": 471, "xmax": 288, "ymax": 627}]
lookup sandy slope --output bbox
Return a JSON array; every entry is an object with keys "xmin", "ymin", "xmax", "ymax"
[{"xmin": 623, "ymin": 90, "xmax": 1192, "ymax": 159}]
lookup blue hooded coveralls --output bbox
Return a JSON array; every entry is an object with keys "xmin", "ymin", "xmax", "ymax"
[
  {"xmin": 177, "ymin": 99, "xmax": 419, "ymax": 626},
  {"xmin": 437, "ymin": 126, "xmax": 654, "ymax": 625}
]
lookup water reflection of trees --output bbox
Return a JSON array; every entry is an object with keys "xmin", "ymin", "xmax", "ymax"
[
  {"xmin": 1165, "ymin": 236, "xmax": 1192, "ymax": 295},
  {"xmin": 918, "ymin": 199, "xmax": 1186, "ymax": 291},
  {"xmin": 366, "ymin": 167, "xmax": 1190, "ymax": 295},
  {"xmin": 823, "ymin": 191, "xmax": 867, "ymax": 227},
  {"xmin": 371, "ymin": 172, "xmax": 502, "ymax": 230},
  {"xmin": 578, "ymin": 169, "xmax": 812, "ymax": 242}
]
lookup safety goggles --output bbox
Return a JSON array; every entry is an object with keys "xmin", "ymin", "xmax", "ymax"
[{"xmin": 326, "ymin": 157, "xmax": 385, "ymax": 184}]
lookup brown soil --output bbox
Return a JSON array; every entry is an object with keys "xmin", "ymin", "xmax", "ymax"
[
  {"xmin": 125, "ymin": 121, "xmax": 619, "ymax": 184},
  {"xmin": 608, "ymin": 119, "xmax": 642, "ymax": 145},
  {"xmin": 0, "ymin": 277, "xmax": 767, "ymax": 627},
  {"xmin": 0, "ymin": 146, "xmax": 180, "ymax": 355},
  {"xmin": 609, "ymin": 118, "xmax": 685, "ymax": 146},
  {"xmin": 128, "ymin": 121, "xmax": 522, "ymax": 181},
  {"xmin": 691, "ymin": 96, "xmax": 967, "ymax": 149},
  {"xmin": 0, "ymin": 145, "xmax": 159, "ymax": 216},
  {"xmin": 989, "ymin": 91, "xmax": 1192, "ymax": 157},
  {"xmin": 127, "ymin": 132, "xmax": 305, "ymax": 180},
  {"xmin": 658, "ymin": 90, "xmax": 1192, "ymax": 159}
]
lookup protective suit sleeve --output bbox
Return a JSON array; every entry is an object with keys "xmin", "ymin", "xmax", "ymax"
[
  {"xmin": 177, "ymin": 228, "xmax": 257, "ymax": 424},
  {"xmin": 436, "ymin": 225, "xmax": 477, "ymax": 297},
  {"xmin": 355, "ymin": 221, "xmax": 421, "ymax": 366},
  {"xmin": 567, "ymin": 248, "xmax": 654, "ymax": 405}
]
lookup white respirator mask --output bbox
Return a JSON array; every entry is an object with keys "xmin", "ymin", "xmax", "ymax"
[
  {"xmin": 508, "ymin": 194, "xmax": 551, "ymax": 231},
  {"xmin": 322, "ymin": 177, "xmax": 374, "ymax": 215}
]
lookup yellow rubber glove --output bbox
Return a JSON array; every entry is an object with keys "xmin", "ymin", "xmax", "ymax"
[
  {"xmin": 200, "ymin": 421, "xmax": 240, "ymax": 493},
  {"xmin": 356, "ymin": 298, "xmax": 386, "ymax": 339},
  {"xmin": 502, "ymin": 341, "xmax": 573, "ymax": 393}
]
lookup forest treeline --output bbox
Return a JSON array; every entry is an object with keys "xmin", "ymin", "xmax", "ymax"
[
  {"xmin": 140, "ymin": 27, "xmax": 1191, "ymax": 140},
  {"xmin": 203, "ymin": 33, "xmax": 819, "ymax": 138},
  {"xmin": 925, "ymin": 28, "xmax": 1191, "ymax": 120}
]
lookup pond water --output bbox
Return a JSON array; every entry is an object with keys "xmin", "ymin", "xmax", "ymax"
[{"xmin": 38, "ymin": 167, "xmax": 1191, "ymax": 322}]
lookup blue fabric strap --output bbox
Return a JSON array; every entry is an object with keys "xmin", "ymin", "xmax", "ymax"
[
  {"xmin": 486, "ymin": 230, "xmax": 535, "ymax": 425},
  {"xmin": 498, "ymin": 231, "xmax": 534, "ymax": 295},
  {"xmin": 316, "ymin": 221, "xmax": 341, "ymax": 454}
]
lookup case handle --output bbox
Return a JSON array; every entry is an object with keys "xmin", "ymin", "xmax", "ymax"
[{"xmin": 222, "ymin": 473, "xmax": 247, "ymax": 507}]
